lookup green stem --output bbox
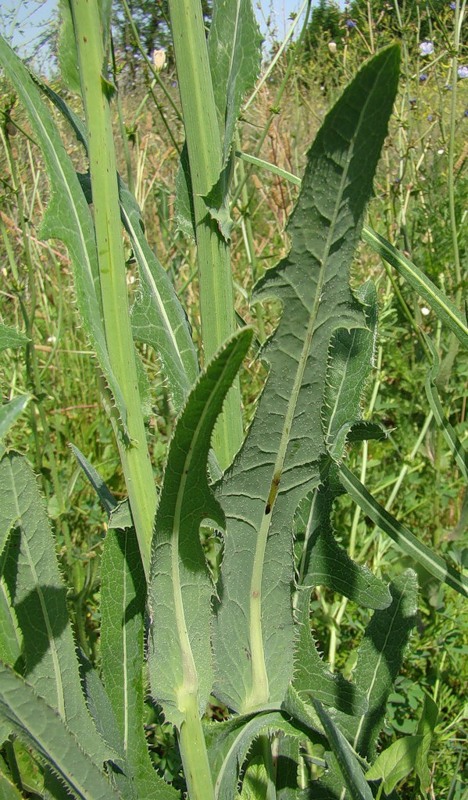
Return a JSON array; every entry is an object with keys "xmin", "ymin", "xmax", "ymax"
[
  {"xmin": 177, "ymin": 694, "xmax": 214, "ymax": 800},
  {"xmin": 70, "ymin": 0, "xmax": 156, "ymax": 576},
  {"xmin": 168, "ymin": 0, "xmax": 243, "ymax": 470}
]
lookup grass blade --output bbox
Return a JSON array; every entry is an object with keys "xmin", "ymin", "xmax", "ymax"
[
  {"xmin": 362, "ymin": 226, "xmax": 468, "ymax": 348},
  {"xmin": 339, "ymin": 463, "xmax": 467, "ymax": 597},
  {"xmin": 424, "ymin": 339, "xmax": 468, "ymax": 481},
  {"xmin": 0, "ymin": 35, "xmax": 127, "ymax": 428}
]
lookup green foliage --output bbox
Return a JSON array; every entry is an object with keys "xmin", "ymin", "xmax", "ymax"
[
  {"xmin": 0, "ymin": 0, "xmax": 466, "ymax": 798},
  {"xmin": 305, "ymin": 0, "xmax": 344, "ymax": 49}
]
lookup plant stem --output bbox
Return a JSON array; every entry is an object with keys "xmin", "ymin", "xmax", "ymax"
[
  {"xmin": 70, "ymin": 0, "xmax": 156, "ymax": 576},
  {"xmin": 168, "ymin": 0, "xmax": 243, "ymax": 470},
  {"xmin": 177, "ymin": 693, "xmax": 215, "ymax": 800}
]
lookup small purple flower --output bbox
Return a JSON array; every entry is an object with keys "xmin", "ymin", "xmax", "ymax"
[
  {"xmin": 450, "ymin": 2, "xmax": 456, "ymax": 9},
  {"xmin": 345, "ymin": 19, "xmax": 356, "ymax": 28},
  {"xmin": 419, "ymin": 41, "xmax": 434, "ymax": 56},
  {"xmin": 464, "ymin": 109, "xmax": 468, "ymax": 117},
  {"xmin": 419, "ymin": 73, "xmax": 428, "ymax": 82},
  {"xmin": 427, "ymin": 114, "xmax": 434, "ymax": 121},
  {"xmin": 457, "ymin": 66, "xmax": 468, "ymax": 78}
]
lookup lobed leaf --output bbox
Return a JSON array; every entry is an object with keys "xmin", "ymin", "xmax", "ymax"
[
  {"xmin": 293, "ymin": 588, "xmax": 368, "ymax": 717},
  {"xmin": 0, "ymin": 662, "xmax": 122, "ymax": 800},
  {"xmin": 312, "ymin": 698, "xmax": 374, "ymax": 800},
  {"xmin": 0, "ymin": 453, "xmax": 111, "ymax": 769},
  {"xmin": 0, "ymin": 324, "xmax": 29, "ymax": 353},
  {"xmin": 147, "ymin": 329, "xmax": 253, "ymax": 727},
  {"xmin": 101, "ymin": 528, "xmax": 178, "ymax": 798},
  {"xmin": 333, "ymin": 570, "xmax": 419, "ymax": 760},
  {"xmin": 323, "ymin": 281, "xmax": 378, "ymax": 461},
  {"xmin": 30, "ymin": 77, "xmax": 199, "ymax": 417},
  {"xmin": 121, "ymin": 182, "xmax": 199, "ymax": 413},
  {"xmin": 208, "ymin": 0, "xmax": 262, "ymax": 167},
  {"xmin": 213, "ymin": 46, "xmax": 401, "ymax": 713},
  {"xmin": 204, "ymin": 708, "xmax": 321, "ymax": 800},
  {"xmin": 294, "ymin": 482, "xmax": 391, "ymax": 609}
]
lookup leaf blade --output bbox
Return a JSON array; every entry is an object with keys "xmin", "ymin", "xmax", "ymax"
[
  {"xmin": 0, "ymin": 453, "xmax": 111, "ymax": 768},
  {"xmin": 0, "ymin": 662, "xmax": 122, "ymax": 800},
  {"xmin": 214, "ymin": 45, "xmax": 401, "ymax": 713},
  {"xmin": 148, "ymin": 330, "xmax": 253, "ymax": 726}
]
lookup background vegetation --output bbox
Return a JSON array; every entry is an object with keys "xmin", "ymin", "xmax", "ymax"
[{"xmin": 0, "ymin": 1, "xmax": 466, "ymax": 797}]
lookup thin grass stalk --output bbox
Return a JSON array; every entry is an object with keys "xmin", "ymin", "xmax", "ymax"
[
  {"xmin": 70, "ymin": 0, "xmax": 156, "ymax": 576},
  {"xmin": 168, "ymin": 0, "xmax": 243, "ymax": 470}
]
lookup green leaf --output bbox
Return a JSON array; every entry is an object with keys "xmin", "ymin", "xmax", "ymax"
[
  {"xmin": 147, "ymin": 329, "xmax": 253, "ymax": 727},
  {"xmin": 120, "ymin": 182, "xmax": 199, "ymax": 412},
  {"xmin": 101, "ymin": 528, "xmax": 178, "ymax": 798},
  {"xmin": 365, "ymin": 735, "xmax": 426, "ymax": 794},
  {"xmin": 57, "ymin": 0, "xmax": 80, "ymax": 93},
  {"xmin": 208, "ymin": 0, "xmax": 262, "ymax": 169},
  {"xmin": 30, "ymin": 79, "xmax": 199, "ymax": 418},
  {"xmin": 323, "ymin": 281, "xmax": 378, "ymax": 461},
  {"xmin": 176, "ymin": 0, "xmax": 262, "ymax": 238},
  {"xmin": 334, "ymin": 570, "xmax": 418, "ymax": 760},
  {"xmin": 0, "ymin": 453, "xmax": 111, "ymax": 769},
  {"xmin": 0, "ymin": 662, "xmax": 122, "ymax": 800},
  {"xmin": 204, "ymin": 709, "xmax": 320, "ymax": 800},
  {"xmin": 0, "ymin": 396, "xmax": 30, "ymax": 451},
  {"xmin": 312, "ymin": 698, "xmax": 374, "ymax": 800},
  {"xmin": 276, "ymin": 735, "xmax": 301, "ymax": 800},
  {"xmin": 213, "ymin": 45, "xmax": 401, "ymax": 714},
  {"xmin": 0, "ymin": 570, "xmax": 22, "ymax": 668},
  {"xmin": 0, "ymin": 767, "xmax": 23, "ymax": 800},
  {"xmin": 294, "ymin": 484, "xmax": 391, "ymax": 609},
  {"xmin": 424, "ymin": 338, "xmax": 468, "ymax": 481},
  {"xmin": 239, "ymin": 757, "xmax": 269, "ymax": 800},
  {"xmin": 0, "ymin": 35, "xmax": 128, "ymax": 431},
  {"xmin": 293, "ymin": 588, "xmax": 368, "ymax": 716},
  {"xmin": 362, "ymin": 226, "xmax": 468, "ymax": 349},
  {"xmin": 339, "ymin": 463, "xmax": 468, "ymax": 597},
  {"xmin": 70, "ymin": 445, "xmax": 117, "ymax": 515},
  {"xmin": 0, "ymin": 324, "xmax": 29, "ymax": 352}
]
